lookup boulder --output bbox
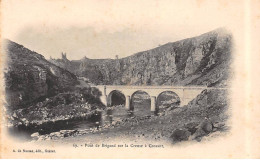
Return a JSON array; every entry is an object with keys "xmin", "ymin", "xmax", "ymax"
[
  {"xmin": 184, "ymin": 122, "xmax": 199, "ymax": 134},
  {"xmin": 37, "ymin": 135, "xmax": 46, "ymax": 141},
  {"xmin": 58, "ymin": 130, "xmax": 78, "ymax": 137},
  {"xmin": 31, "ymin": 132, "xmax": 40, "ymax": 140},
  {"xmin": 50, "ymin": 132, "xmax": 61, "ymax": 137},
  {"xmin": 191, "ymin": 128, "xmax": 207, "ymax": 141},
  {"xmin": 60, "ymin": 130, "xmax": 70, "ymax": 134},
  {"xmin": 12, "ymin": 112, "xmax": 18, "ymax": 118},
  {"xmin": 190, "ymin": 119, "xmax": 214, "ymax": 141},
  {"xmin": 199, "ymin": 119, "xmax": 213, "ymax": 133},
  {"xmin": 111, "ymin": 121, "xmax": 117, "ymax": 125},
  {"xmin": 170, "ymin": 129, "xmax": 191, "ymax": 142},
  {"xmin": 31, "ymin": 132, "xmax": 39, "ymax": 137},
  {"xmin": 213, "ymin": 121, "xmax": 225, "ymax": 128}
]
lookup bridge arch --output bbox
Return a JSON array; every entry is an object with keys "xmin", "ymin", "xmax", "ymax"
[
  {"xmin": 107, "ymin": 90, "xmax": 126, "ymax": 107},
  {"xmin": 156, "ymin": 91, "xmax": 181, "ymax": 110},
  {"xmin": 94, "ymin": 85, "xmax": 207, "ymax": 111},
  {"xmin": 130, "ymin": 90, "xmax": 151, "ymax": 112}
]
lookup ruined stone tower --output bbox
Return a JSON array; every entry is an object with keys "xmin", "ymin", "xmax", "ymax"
[{"xmin": 61, "ymin": 52, "xmax": 67, "ymax": 60}]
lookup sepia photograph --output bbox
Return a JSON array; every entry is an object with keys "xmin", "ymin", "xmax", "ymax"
[{"xmin": 0, "ymin": 0, "xmax": 260, "ymax": 159}]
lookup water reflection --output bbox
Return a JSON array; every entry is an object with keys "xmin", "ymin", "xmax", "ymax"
[{"xmin": 8, "ymin": 104, "xmax": 157, "ymax": 141}]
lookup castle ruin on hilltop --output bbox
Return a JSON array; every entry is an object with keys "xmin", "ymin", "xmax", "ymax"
[{"xmin": 61, "ymin": 52, "xmax": 67, "ymax": 60}]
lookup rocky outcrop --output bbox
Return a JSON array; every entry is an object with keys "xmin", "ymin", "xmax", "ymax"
[
  {"xmin": 9, "ymin": 87, "xmax": 104, "ymax": 127},
  {"xmin": 50, "ymin": 28, "xmax": 232, "ymax": 87},
  {"xmin": 170, "ymin": 119, "xmax": 226, "ymax": 143},
  {"xmin": 3, "ymin": 40, "xmax": 79, "ymax": 110}
]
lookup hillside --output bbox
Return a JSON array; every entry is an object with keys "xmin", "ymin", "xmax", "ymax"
[
  {"xmin": 4, "ymin": 28, "xmax": 233, "ymax": 143},
  {"xmin": 50, "ymin": 28, "xmax": 232, "ymax": 87},
  {"xmin": 3, "ymin": 40, "xmax": 79, "ymax": 110}
]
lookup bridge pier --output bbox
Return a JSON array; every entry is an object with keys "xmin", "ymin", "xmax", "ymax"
[
  {"xmin": 151, "ymin": 96, "xmax": 157, "ymax": 112},
  {"xmin": 95, "ymin": 85, "xmax": 206, "ymax": 111},
  {"xmin": 125, "ymin": 95, "xmax": 131, "ymax": 110},
  {"xmin": 100, "ymin": 95, "xmax": 108, "ymax": 106}
]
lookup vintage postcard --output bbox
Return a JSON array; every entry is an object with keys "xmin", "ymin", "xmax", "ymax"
[{"xmin": 0, "ymin": 0, "xmax": 260, "ymax": 159}]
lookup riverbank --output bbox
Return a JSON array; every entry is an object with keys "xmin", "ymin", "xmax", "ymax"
[
  {"xmin": 7, "ymin": 87, "xmax": 105, "ymax": 129},
  {"xmin": 31, "ymin": 89, "xmax": 230, "ymax": 145}
]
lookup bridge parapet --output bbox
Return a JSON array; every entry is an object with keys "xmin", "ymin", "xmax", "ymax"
[{"xmin": 93, "ymin": 85, "xmax": 207, "ymax": 111}]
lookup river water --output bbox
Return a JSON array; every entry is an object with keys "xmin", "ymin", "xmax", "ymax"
[
  {"xmin": 8, "ymin": 92, "xmax": 178, "ymax": 142},
  {"xmin": 7, "ymin": 102, "xmax": 154, "ymax": 142}
]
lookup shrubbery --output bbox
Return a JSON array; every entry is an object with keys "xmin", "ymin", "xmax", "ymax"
[{"xmin": 10, "ymin": 87, "xmax": 105, "ymax": 126}]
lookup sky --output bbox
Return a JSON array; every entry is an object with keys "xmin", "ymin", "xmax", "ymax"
[{"xmin": 1, "ymin": 0, "xmax": 244, "ymax": 60}]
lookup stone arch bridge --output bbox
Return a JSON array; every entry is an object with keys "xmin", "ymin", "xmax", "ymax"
[{"xmin": 94, "ymin": 85, "xmax": 208, "ymax": 112}]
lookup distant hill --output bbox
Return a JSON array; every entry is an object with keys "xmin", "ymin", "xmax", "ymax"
[
  {"xmin": 50, "ymin": 28, "xmax": 233, "ymax": 87},
  {"xmin": 3, "ymin": 40, "xmax": 79, "ymax": 110}
]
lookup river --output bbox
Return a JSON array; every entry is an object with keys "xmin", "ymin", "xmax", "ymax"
[
  {"xmin": 7, "ymin": 102, "xmax": 154, "ymax": 142},
  {"xmin": 8, "ymin": 91, "xmax": 179, "ymax": 142}
]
